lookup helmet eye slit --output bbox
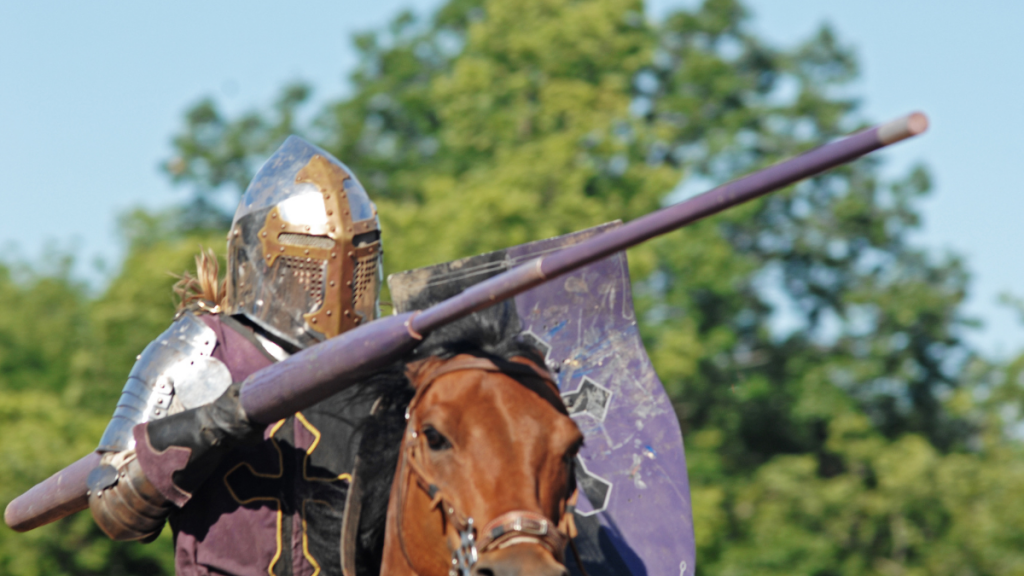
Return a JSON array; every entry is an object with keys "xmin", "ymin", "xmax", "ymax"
[
  {"xmin": 278, "ymin": 233, "xmax": 335, "ymax": 249},
  {"xmin": 352, "ymin": 230, "xmax": 380, "ymax": 247}
]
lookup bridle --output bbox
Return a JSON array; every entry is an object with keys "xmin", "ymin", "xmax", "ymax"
[{"xmin": 397, "ymin": 354, "xmax": 585, "ymax": 576}]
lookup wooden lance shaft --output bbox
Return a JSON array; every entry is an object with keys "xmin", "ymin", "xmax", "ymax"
[
  {"xmin": 4, "ymin": 112, "xmax": 928, "ymax": 533},
  {"xmin": 237, "ymin": 112, "xmax": 928, "ymax": 423}
]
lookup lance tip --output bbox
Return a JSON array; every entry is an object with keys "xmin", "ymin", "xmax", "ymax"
[{"xmin": 878, "ymin": 112, "xmax": 929, "ymax": 145}]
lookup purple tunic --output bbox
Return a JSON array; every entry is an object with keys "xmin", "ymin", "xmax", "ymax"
[{"xmin": 136, "ymin": 314, "xmax": 368, "ymax": 576}]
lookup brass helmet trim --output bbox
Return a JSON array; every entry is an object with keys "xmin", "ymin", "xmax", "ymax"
[
  {"xmin": 224, "ymin": 136, "xmax": 382, "ymax": 350},
  {"xmin": 258, "ymin": 154, "xmax": 380, "ymax": 339}
]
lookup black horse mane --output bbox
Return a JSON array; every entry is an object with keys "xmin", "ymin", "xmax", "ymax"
[{"xmin": 352, "ymin": 305, "xmax": 546, "ymax": 575}]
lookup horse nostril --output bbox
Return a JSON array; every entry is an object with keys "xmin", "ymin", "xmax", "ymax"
[
  {"xmin": 473, "ymin": 548, "xmax": 566, "ymax": 576},
  {"xmin": 472, "ymin": 560, "xmax": 567, "ymax": 576}
]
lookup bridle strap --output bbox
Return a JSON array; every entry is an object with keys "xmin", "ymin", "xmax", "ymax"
[
  {"xmin": 477, "ymin": 510, "xmax": 568, "ymax": 555},
  {"xmin": 341, "ymin": 396, "xmax": 389, "ymax": 576},
  {"xmin": 339, "ymin": 456, "xmax": 363, "ymax": 576}
]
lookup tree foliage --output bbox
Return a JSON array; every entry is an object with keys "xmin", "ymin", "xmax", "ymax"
[
  {"xmin": 2, "ymin": 0, "xmax": 1022, "ymax": 574},
  {"xmin": 161, "ymin": 0, "xmax": 1024, "ymax": 572},
  {"xmin": 0, "ymin": 213, "xmax": 225, "ymax": 575}
]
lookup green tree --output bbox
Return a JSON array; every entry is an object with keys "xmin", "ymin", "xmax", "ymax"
[
  {"xmin": 165, "ymin": 0, "xmax": 1024, "ymax": 573},
  {"xmin": 168, "ymin": 0, "xmax": 971, "ymax": 448},
  {"xmin": 2, "ymin": 0, "xmax": 1021, "ymax": 574},
  {"xmin": 0, "ymin": 210, "xmax": 225, "ymax": 575}
]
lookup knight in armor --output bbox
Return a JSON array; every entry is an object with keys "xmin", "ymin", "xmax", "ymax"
[{"xmin": 86, "ymin": 136, "xmax": 382, "ymax": 575}]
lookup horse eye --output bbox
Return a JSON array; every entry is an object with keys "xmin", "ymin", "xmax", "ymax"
[{"xmin": 422, "ymin": 426, "xmax": 450, "ymax": 451}]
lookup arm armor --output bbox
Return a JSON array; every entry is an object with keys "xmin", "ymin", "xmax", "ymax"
[
  {"xmin": 97, "ymin": 311, "xmax": 232, "ymax": 453},
  {"xmin": 88, "ymin": 381, "xmax": 257, "ymax": 539},
  {"xmin": 88, "ymin": 452, "xmax": 171, "ymax": 541}
]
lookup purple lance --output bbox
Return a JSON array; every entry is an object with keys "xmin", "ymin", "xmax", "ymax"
[
  {"xmin": 238, "ymin": 112, "xmax": 928, "ymax": 422},
  {"xmin": 5, "ymin": 112, "xmax": 928, "ymax": 532}
]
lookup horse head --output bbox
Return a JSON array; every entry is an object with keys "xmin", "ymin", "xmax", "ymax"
[{"xmin": 380, "ymin": 353, "xmax": 583, "ymax": 576}]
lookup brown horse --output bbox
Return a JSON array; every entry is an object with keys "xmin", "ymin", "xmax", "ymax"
[{"xmin": 348, "ymin": 348, "xmax": 585, "ymax": 576}]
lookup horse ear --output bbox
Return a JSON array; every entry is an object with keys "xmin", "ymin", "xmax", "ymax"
[
  {"xmin": 508, "ymin": 356, "xmax": 555, "ymax": 383},
  {"xmin": 404, "ymin": 357, "xmax": 445, "ymax": 390},
  {"xmin": 507, "ymin": 356, "xmax": 568, "ymax": 416}
]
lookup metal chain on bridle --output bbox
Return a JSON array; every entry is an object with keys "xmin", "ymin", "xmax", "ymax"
[{"xmin": 397, "ymin": 354, "xmax": 588, "ymax": 576}]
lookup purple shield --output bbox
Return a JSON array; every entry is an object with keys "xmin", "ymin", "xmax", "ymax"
[{"xmin": 389, "ymin": 223, "xmax": 695, "ymax": 576}]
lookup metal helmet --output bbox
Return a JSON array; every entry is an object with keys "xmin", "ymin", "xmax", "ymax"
[{"xmin": 225, "ymin": 136, "xmax": 383, "ymax": 349}]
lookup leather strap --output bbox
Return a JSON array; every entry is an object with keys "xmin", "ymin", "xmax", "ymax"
[
  {"xmin": 341, "ymin": 395, "xmax": 389, "ymax": 576},
  {"xmin": 339, "ymin": 456, "xmax": 363, "ymax": 576},
  {"xmin": 477, "ymin": 510, "xmax": 568, "ymax": 555}
]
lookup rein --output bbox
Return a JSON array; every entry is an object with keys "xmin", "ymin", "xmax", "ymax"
[{"xmin": 397, "ymin": 354, "xmax": 584, "ymax": 576}]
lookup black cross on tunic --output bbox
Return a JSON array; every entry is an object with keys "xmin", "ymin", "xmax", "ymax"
[{"xmin": 223, "ymin": 394, "xmax": 366, "ymax": 576}]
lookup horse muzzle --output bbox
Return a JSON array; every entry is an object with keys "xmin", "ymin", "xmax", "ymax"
[{"xmin": 472, "ymin": 545, "xmax": 568, "ymax": 576}]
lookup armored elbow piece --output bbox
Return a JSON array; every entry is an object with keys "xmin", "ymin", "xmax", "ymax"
[{"xmin": 97, "ymin": 311, "xmax": 233, "ymax": 454}]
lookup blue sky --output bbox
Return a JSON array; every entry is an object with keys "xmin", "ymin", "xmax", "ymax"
[{"xmin": 1, "ymin": 1, "xmax": 1022, "ymax": 356}]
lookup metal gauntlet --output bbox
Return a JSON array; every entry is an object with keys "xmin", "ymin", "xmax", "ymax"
[{"xmin": 88, "ymin": 451, "xmax": 171, "ymax": 541}]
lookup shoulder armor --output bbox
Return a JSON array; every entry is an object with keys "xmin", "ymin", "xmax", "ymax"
[{"xmin": 97, "ymin": 312, "xmax": 232, "ymax": 452}]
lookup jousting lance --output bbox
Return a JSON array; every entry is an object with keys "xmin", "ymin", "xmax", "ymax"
[{"xmin": 5, "ymin": 112, "xmax": 929, "ymax": 532}]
